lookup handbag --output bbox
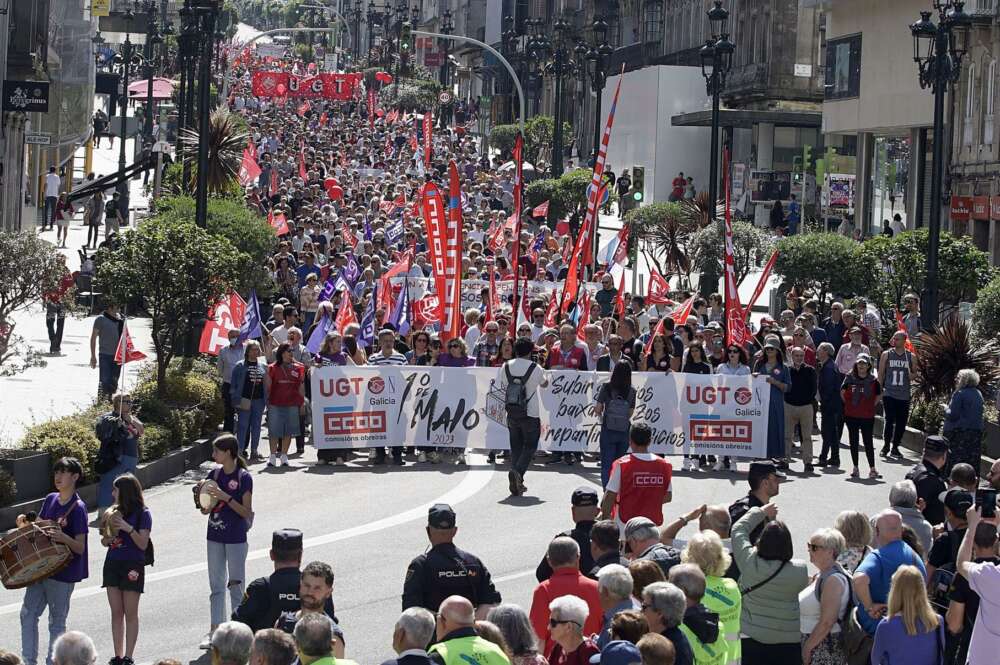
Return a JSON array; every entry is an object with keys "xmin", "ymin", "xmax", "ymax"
[
  {"xmin": 845, "ymin": 553, "xmax": 885, "ymax": 665},
  {"xmin": 740, "ymin": 560, "xmax": 787, "ymax": 596}
]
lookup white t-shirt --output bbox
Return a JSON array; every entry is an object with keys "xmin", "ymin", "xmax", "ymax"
[
  {"xmin": 45, "ymin": 173, "xmax": 61, "ymax": 198},
  {"xmin": 464, "ymin": 325, "xmax": 481, "ymax": 351},
  {"xmin": 498, "ymin": 358, "xmax": 545, "ymax": 418}
]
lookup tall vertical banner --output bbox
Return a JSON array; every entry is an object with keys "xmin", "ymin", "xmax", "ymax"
[
  {"xmin": 423, "ymin": 112, "xmax": 433, "ymax": 167},
  {"xmin": 200, "ymin": 292, "xmax": 248, "ymax": 355},
  {"xmin": 742, "ymin": 250, "xmax": 779, "ymax": 321},
  {"xmin": 561, "ymin": 69, "xmax": 625, "ymax": 316},
  {"xmin": 421, "ymin": 181, "xmax": 449, "ymax": 329},
  {"xmin": 367, "ymin": 88, "xmax": 375, "ymax": 129},
  {"xmin": 509, "ymin": 134, "xmax": 525, "ymax": 336},
  {"xmin": 722, "ymin": 148, "xmax": 749, "ymax": 348},
  {"xmin": 443, "ymin": 162, "xmax": 464, "ymax": 341}
]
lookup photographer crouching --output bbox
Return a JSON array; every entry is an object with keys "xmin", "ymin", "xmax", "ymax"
[{"xmin": 95, "ymin": 393, "xmax": 144, "ymax": 513}]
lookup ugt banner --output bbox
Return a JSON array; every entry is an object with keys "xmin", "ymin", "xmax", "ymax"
[{"xmin": 311, "ymin": 367, "xmax": 770, "ymax": 457}]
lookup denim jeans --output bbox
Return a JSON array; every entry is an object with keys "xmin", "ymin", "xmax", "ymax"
[
  {"xmin": 44, "ymin": 196, "xmax": 57, "ymax": 226},
  {"xmin": 237, "ymin": 398, "xmax": 266, "ymax": 456},
  {"xmin": 207, "ymin": 540, "xmax": 248, "ymax": 627},
  {"xmin": 97, "ymin": 454, "xmax": 138, "ymax": 510},
  {"xmin": 20, "ymin": 578, "xmax": 75, "ymax": 665},
  {"xmin": 599, "ymin": 428, "xmax": 630, "ymax": 488},
  {"xmin": 98, "ymin": 352, "xmax": 121, "ymax": 399}
]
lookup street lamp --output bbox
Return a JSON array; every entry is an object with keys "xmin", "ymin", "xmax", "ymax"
[
  {"xmin": 501, "ymin": 15, "xmax": 527, "ymax": 125},
  {"xmin": 111, "ymin": 6, "xmax": 143, "ymax": 212},
  {"xmin": 701, "ymin": 0, "xmax": 734, "ymax": 224},
  {"xmin": 910, "ymin": 1, "xmax": 971, "ymax": 329},
  {"xmin": 538, "ymin": 15, "xmax": 574, "ymax": 177},
  {"xmin": 440, "ymin": 9, "xmax": 454, "ymax": 86},
  {"xmin": 577, "ymin": 7, "xmax": 616, "ymax": 166},
  {"xmin": 177, "ymin": 0, "xmax": 198, "ymax": 185},
  {"xmin": 192, "ymin": 0, "xmax": 220, "ymax": 229}
]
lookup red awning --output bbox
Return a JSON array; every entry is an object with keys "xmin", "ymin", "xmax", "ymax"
[{"xmin": 127, "ymin": 77, "xmax": 175, "ymax": 100}]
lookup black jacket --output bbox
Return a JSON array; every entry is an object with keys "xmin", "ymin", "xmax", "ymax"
[
  {"xmin": 536, "ymin": 520, "xmax": 596, "ymax": 582},
  {"xmin": 232, "ymin": 567, "xmax": 337, "ymax": 632},
  {"xmin": 683, "ymin": 603, "xmax": 721, "ymax": 646},
  {"xmin": 402, "ymin": 542, "xmax": 502, "ymax": 611}
]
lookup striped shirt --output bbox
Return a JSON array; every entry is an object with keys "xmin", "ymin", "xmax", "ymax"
[{"xmin": 367, "ymin": 351, "xmax": 407, "ymax": 366}]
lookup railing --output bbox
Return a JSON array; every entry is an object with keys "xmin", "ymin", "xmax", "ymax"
[{"xmin": 970, "ymin": 0, "xmax": 996, "ymax": 17}]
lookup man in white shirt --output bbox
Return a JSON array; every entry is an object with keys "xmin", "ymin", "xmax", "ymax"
[
  {"xmin": 530, "ymin": 308, "xmax": 547, "ymax": 343},
  {"xmin": 44, "ymin": 167, "xmax": 62, "ymax": 231},
  {"xmin": 498, "ymin": 338, "xmax": 549, "ymax": 496}
]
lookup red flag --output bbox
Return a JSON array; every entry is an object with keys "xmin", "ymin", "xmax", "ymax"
[
  {"xmin": 509, "ymin": 134, "xmax": 525, "ymax": 304},
  {"xmin": 544, "ymin": 288, "xmax": 559, "ymax": 327},
  {"xmin": 423, "ymin": 112, "xmax": 433, "ymax": 167},
  {"xmin": 319, "ymin": 111, "xmax": 328, "ymax": 126},
  {"xmin": 722, "ymin": 148, "xmax": 750, "ymax": 348},
  {"xmin": 368, "ymin": 88, "xmax": 376, "ymax": 129},
  {"xmin": 647, "ymin": 269, "xmax": 674, "ymax": 306},
  {"xmin": 238, "ymin": 148, "xmax": 262, "ymax": 187},
  {"xmin": 441, "ymin": 161, "xmax": 464, "ymax": 341},
  {"xmin": 486, "ymin": 262, "xmax": 500, "ymax": 323},
  {"xmin": 384, "ymin": 134, "xmax": 392, "ymax": 157},
  {"xmin": 610, "ymin": 223, "xmax": 631, "ymax": 268},
  {"xmin": 268, "ymin": 210, "xmax": 289, "ymax": 235},
  {"xmin": 576, "ymin": 289, "xmax": 591, "ymax": 341},
  {"xmin": 378, "ymin": 276, "xmax": 394, "ymax": 314},
  {"xmin": 298, "ymin": 143, "xmax": 307, "ymax": 180},
  {"xmin": 342, "ymin": 225, "xmax": 358, "ymax": 250},
  {"xmin": 410, "ymin": 131, "xmax": 419, "ymax": 153},
  {"xmin": 114, "ymin": 321, "xmax": 147, "ymax": 364},
  {"xmin": 199, "ymin": 292, "xmax": 248, "ymax": 355},
  {"xmin": 246, "ymin": 138, "xmax": 257, "ymax": 160},
  {"xmin": 532, "ymin": 200, "xmax": 550, "ymax": 219},
  {"xmin": 644, "ymin": 296, "xmax": 696, "ymax": 355},
  {"xmin": 413, "ymin": 295, "xmax": 440, "ymax": 326},
  {"xmin": 421, "ymin": 181, "xmax": 449, "ymax": 327},
  {"xmin": 742, "ymin": 249, "xmax": 779, "ymax": 321},
  {"xmin": 269, "ymin": 168, "xmax": 278, "ymax": 196},
  {"xmin": 894, "ymin": 309, "xmax": 916, "ymax": 352},
  {"xmin": 384, "ymin": 249, "xmax": 413, "ymax": 279},
  {"xmin": 559, "ymin": 221, "xmax": 591, "ymax": 317},
  {"xmin": 613, "ymin": 271, "xmax": 626, "ymax": 319},
  {"xmin": 334, "ymin": 292, "xmax": 358, "ymax": 333}
]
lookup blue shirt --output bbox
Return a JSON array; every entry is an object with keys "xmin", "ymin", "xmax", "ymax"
[
  {"xmin": 855, "ymin": 540, "xmax": 926, "ymax": 634},
  {"xmin": 295, "ymin": 263, "xmax": 321, "ymax": 288},
  {"xmin": 944, "ymin": 386, "xmax": 984, "ymax": 432}
]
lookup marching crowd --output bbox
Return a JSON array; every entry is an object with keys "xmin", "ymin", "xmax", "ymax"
[{"xmin": 11, "ymin": 48, "xmax": 1000, "ymax": 665}]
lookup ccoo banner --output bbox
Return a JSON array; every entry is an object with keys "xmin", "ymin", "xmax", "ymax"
[{"xmin": 310, "ymin": 367, "xmax": 770, "ymax": 457}]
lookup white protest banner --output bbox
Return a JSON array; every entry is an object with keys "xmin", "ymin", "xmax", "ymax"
[{"xmin": 311, "ymin": 367, "xmax": 770, "ymax": 457}]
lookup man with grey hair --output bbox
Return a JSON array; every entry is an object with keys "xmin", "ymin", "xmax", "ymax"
[
  {"xmin": 640, "ymin": 582, "xmax": 693, "ymax": 665},
  {"xmin": 211, "ymin": 622, "xmax": 255, "ymax": 665},
  {"xmin": 595, "ymin": 564, "xmax": 639, "ymax": 648},
  {"xmin": 51, "ymin": 632, "xmax": 96, "ymax": 665},
  {"xmin": 382, "ymin": 608, "xmax": 436, "ymax": 665},
  {"xmin": 250, "ymin": 629, "xmax": 296, "ymax": 665},
  {"xmin": 292, "ymin": 613, "xmax": 358, "ymax": 665},
  {"xmin": 879, "ymin": 480, "xmax": 933, "ymax": 554},
  {"xmin": 529, "ymin": 537, "xmax": 602, "ymax": 651},
  {"xmin": 624, "ymin": 517, "xmax": 680, "ymax": 577},
  {"xmin": 668, "ymin": 565, "xmax": 724, "ymax": 665}
]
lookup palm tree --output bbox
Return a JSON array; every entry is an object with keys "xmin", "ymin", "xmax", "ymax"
[
  {"xmin": 178, "ymin": 106, "xmax": 247, "ymax": 194},
  {"xmin": 912, "ymin": 316, "xmax": 1000, "ymax": 403}
]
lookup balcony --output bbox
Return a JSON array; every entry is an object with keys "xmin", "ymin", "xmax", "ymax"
[{"xmin": 970, "ymin": 0, "xmax": 997, "ymax": 22}]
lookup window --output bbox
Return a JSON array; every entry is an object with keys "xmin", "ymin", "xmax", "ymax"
[
  {"xmin": 964, "ymin": 63, "xmax": 976, "ymax": 147},
  {"xmin": 824, "ymin": 34, "xmax": 862, "ymax": 100},
  {"xmin": 643, "ymin": 0, "xmax": 663, "ymax": 44},
  {"xmin": 984, "ymin": 60, "xmax": 995, "ymax": 146}
]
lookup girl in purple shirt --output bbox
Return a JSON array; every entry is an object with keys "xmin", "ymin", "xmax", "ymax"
[{"xmin": 436, "ymin": 337, "xmax": 476, "ymax": 367}]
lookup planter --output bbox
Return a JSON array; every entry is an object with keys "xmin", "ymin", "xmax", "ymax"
[{"xmin": 0, "ymin": 450, "xmax": 51, "ymax": 503}]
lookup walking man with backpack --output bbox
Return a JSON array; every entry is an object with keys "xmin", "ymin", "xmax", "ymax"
[{"xmin": 499, "ymin": 337, "xmax": 548, "ymax": 496}]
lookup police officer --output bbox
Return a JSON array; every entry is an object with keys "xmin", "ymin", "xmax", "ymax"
[
  {"xmin": 232, "ymin": 529, "xmax": 338, "ymax": 632},
  {"xmin": 402, "ymin": 504, "xmax": 502, "ymax": 615},
  {"xmin": 728, "ymin": 462, "xmax": 784, "ymax": 544},
  {"xmin": 535, "ymin": 487, "xmax": 599, "ymax": 582},
  {"xmin": 905, "ymin": 435, "xmax": 949, "ymax": 526}
]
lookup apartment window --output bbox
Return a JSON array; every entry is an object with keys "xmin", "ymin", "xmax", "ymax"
[
  {"xmin": 824, "ymin": 34, "xmax": 862, "ymax": 100},
  {"xmin": 643, "ymin": 0, "xmax": 663, "ymax": 44},
  {"xmin": 985, "ymin": 60, "xmax": 996, "ymax": 146},
  {"xmin": 964, "ymin": 63, "xmax": 976, "ymax": 146}
]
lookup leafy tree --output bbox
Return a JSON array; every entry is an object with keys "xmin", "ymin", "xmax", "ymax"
[
  {"xmin": 178, "ymin": 107, "xmax": 248, "ymax": 195},
  {"xmin": 378, "ymin": 82, "xmax": 437, "ymax": 112},
  {"xmin": 625, "ymin": 202, "xmax": 698, "ymax": 280},
  {"xmin": 688, "ymin": 220, "xmax": 774, "ymax": 288},
  {"xmin": 96, "ymin": 216, "xmax": 241, "ymax": 392},
  {"xmin": 489, "ymin": 125, "xmax": 519, "ymax": 156},
  {"xmin": 772, "ymin": 233, "xmax": 866, "ymax": 310},
  {"xmin": 973, "ymin": 272, "xmax": 1000, "ymax": 342},
  {"xmin": 523, "ymin": 168, "xmax": 593, "ymax": 223},
  {"xmin": 0, "ymin": 232, "xmax": 64, "ymax": 374}
]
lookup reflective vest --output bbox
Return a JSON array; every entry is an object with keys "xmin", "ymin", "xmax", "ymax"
[
  {"xmin": 429, "ymin": 635, "xmax": 511, "ymax": 665},
  {"xmin": 704, "ymin": 575, "xmax": 742, "ymax": 664},
  {"xmin": 309, "ymin": 656, "xmax": 358, "ymax": 665},
  {"xmin": 680, "ymin": 620, "xmax": 728, "ymax": 665}
]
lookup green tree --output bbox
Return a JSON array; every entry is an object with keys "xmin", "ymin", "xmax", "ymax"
[
  {"xmin": 688, "ymin": 220, "xmax": 774, "ymax": 288},
  {"xmin": 772, "ymin": 232, "xmax": 865, "ymax": 310},
  {"xmin": 0, "ymin": 232, "xmax": 64, "ymax": 374},
  {"xmin": 523, "ymin": 168, "xmax": 593, "ymax": 223},
  {"xmin": 626, "ymin": 202, "xmax": 698, "ymax": 280},
  {"xmin": 489, "ymin": 125, "xmax": 519, "ymax": 156},
  {"xmin": 95, "ymin": 216, "xmax": 242, "ymax": 392},
  {"xmin": 973, "ymin": 272, "xmax": 1000, "ymax": 342}
]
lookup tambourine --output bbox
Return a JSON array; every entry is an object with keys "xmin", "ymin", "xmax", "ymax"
[
  {"xmin": 101, "ymin": 506, "xmax": 120, "ymax": 539},
  {"xmin": 198, "ymin": 480, "xmax": 220, "ymax": 510}
]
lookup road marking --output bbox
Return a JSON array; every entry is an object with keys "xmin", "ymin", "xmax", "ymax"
[
  {"xmin": 0, "ymin": 456, "xmax": 494, "ymax": 616},
  {"xmin": 494, "ymin": 569, "xmax": 536, "ymax": 584}
]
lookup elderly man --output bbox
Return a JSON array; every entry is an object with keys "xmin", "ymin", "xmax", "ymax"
[
  {"xmin": 624, "ymin": 517, "xmax": 680, "ymax": 577},
  {"xmin": 292, "ymin": 614, "xmax": 358, "ymax": 665},
  {"xmin": 51, "ymin": 633, "xmax": 96, "ymax": 665},
  {"xmin": 641, "ymin": 582, "xmax": 694, "ymax": 665},
  {"xmin": 659, "ymin": 504, "xmax": 738, "ymax": 580},
  {"xmin": 784, "ymin": 346, "xmax": 817, "ymax": 472},
  {"xmin": 429, "ymin": 596, "xmax": 510, "ymax": 665},
  {"xmin": 595, "ymin": 564, "xmax": 639, "ymax": 648},
  {"xmin": 250, "ymin": 629, "xmax": 297, "ymax": 665},
  {"xmin": 529, "ymin": 537, "xmax": 602, "ymax": 656},
  {"xmin": 875, "ymin": 480, "xmax": 934, "ymax": 555},
  {"xmin": 668, "ymin": 565, "xmax": 725, "ymax": 665},
  {"xmin": 211, "ymin": 623, "xmax": 255, "ymax": 665},
  {"xmin": 853, "ymin": 510, "xmax": 926, "ymax": 636},
  {"xmin": 381, "ymin": 608, "xmax": 436, "ymax": 665},
  {"xmin": 471, "ymin": 321, "xmax": 501, "ymax": 367}
]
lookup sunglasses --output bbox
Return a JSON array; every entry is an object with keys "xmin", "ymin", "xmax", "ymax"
[
  {"xmin": 806, "ymin": 543, "xmax": 822, "ymax": 552},
  {"xmin": 548, "ymin": 618, "xmax": 577, "ymax": 628},
  {"xmin": 728, "ymin": 349, "xmax": 740, "ymax": 354}
]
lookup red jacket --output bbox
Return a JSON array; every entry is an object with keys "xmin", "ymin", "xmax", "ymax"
[
  {"xmin": 529, "ymin": 567, "xmax": 603, "ymax": 658},
  {"xmin": 841, "ymin": 377, "xmax": 881, "ymax": 419},
  {"xmin": 545, "ymin": 344, "xmax": 589, "ymax": 370}
]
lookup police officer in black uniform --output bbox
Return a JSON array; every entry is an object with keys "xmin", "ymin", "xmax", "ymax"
[
  {"xmin": 906, "ymin": 435, "xmax": 950, "ymax": 526},
  {"xmin": 536, "ymin": 487, "xmax": 600, "ymax": 582},
  {"xmin": 232, "ymin": 529, "xmax": 338, "ymax": 631},
  {"xmin": 728, "ymin": 462, "xmax": 784, "ymax": 544},
  {"xmin": 402, "ymin": 504, "xmax": 502, "ymax": 614}
]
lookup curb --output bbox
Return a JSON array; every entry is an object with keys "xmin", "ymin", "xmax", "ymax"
[
  {"xmin": 873, "ymin": 417, "xmax": 997, "ymax": 477},
  {"xmin": 0, "ymin": 437, "xmax": 213, "ymax": 530}
]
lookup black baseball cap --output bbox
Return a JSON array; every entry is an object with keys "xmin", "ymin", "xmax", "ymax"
[
  {"xmin": 572, "ymin": 486, "xmax": 599, "ymax": 507},
  {"xmin": 428, "ymin": 504, "xmax": 456, "ymax": 529},
  {"xmin": 272, "ymin": 528, "xmax": 303, "ymax": 552},
  {"xmin": 940, "ymin": 488, "xmax": 974, "ymax": 516},
  {"xmin": 924, "ymin": 435, "xmax": 949, "ymax": 455},
  {"xmin": 748, "ymin": 461, "xmax": 786, "ymax": 484}
]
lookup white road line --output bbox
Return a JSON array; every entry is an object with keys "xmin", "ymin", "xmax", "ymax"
[
  {"xmin": 0, "ymin": 456, "xmax": 494, "ymax": 616},
  {"xmin": 494, "ymin": 569, "xmax": 536, "ymax": 584}
]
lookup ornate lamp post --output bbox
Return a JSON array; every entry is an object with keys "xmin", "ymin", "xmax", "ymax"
[
  {"xmin": 111, "ymin": 6, "xmax": 143, "ymax": 208},
  {"xmin": 910, "ymin": 1, "xmax": 971, "ymax": 329},
  {"xmin": 577, "ymin": 9, "xmax": 615, "ymax": 164},
  {"xmin": 534, "ymin": 16, "xmax": 575, "ymax": 177},
  {"xmin": 700, "ymin": 0, "xmax": 734, "ymax": 223},
  {"xmin": 440, "ymin": 9, "xmax": 454, "ymax": 86}
]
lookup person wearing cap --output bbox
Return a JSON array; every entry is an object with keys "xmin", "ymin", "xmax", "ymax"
[
  {"xmin": 536, "ymin": 487, "xmax": 601, "ymax": 582},
  {"xmin": 232, "ymin": 530, "xmax": 338, "ymax": 634},
  {"xmin": 218, "ymin": 329, "xmax": 246, "ymax": 434},
  {"xmin": 590, "ymin": 640, "xmax": 641, "ymax": 665},
  {"xmin": 926, "ymin": 488, "xmax": 973, "ymax": 585},
  {"xmin": 728, "ymin": 462, "xmax": 783, "ymax": 546},
  {"xmin": 841, "ymin": 353, "xmax": 882, "ymax": 480},
  {"xmin": 428, "ymin": 596, "xmax": 511, "ymax": 665},
  {"xmin": 906, "ymin": 436, "xmax": 951, "ymax": 526},
  {"xmin": 528, "ymin": 537, "xmax": 603, "ymax": 658},
  {"xmin": 402, "ymin": 504, "xmax": 502, "ymax": 617}
]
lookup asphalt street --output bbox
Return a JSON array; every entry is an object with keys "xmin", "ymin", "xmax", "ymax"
[{"xmin": 0, "ymin": 440, "xmax": 922, "ymax": 664}]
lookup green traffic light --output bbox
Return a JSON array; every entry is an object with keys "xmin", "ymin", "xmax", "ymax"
[{"xmin": 633, "ymin": 192, "xmax": 642, "ymax": 201}]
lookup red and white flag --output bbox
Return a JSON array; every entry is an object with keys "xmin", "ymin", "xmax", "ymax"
[
  {"xmin": 334, "ymin": 292, "xmax": 358, "ymax": 333},
  {"xmin": 509, "ymin": 134, "xmax": 526, "ymax": 331},
  {"xmin": 298, "ymin": 142, "xmax": 308, "ymax": 180},
  {"xmin": 894, "ymin": 309, "xmax": 916, "ymax": 352},
  {"xmin": 544, "ymin": 288, "xmax": 559, "ymax": 327},
  {"xmin": 413, "ymin": 294, "xmax": 440, "ymax": 326},
  {"xmin": 440, "ymin": 161, "xmax": 464, "ymax": 341},
  {"xmin": 421, "ymin": 180, "xmax": 449, "ymax": 326},
  {"xmin": 532, "ymin": 200, "xmax": 550, "ymax": 219},
  {"xmin": 722, "ymin": 148, "xmax": 750, "ymax": 348},
  {"xmin": 238, "ymin": 148, "xmax": 262, "ymax": 187},
  {"xmin": 576, "ymin": 289, "xmax": 591, "ymax": 341},
  {"xmin": 423, "ymin": 112, "xmax": 433, "ymax": 167},
  {"xmin": 647, "ymin": 269, "xmax": 674, "ymax": 306},
  {"xmin": 368, "ymin": 88, "xmax": 376, "ymax": 129},
  {"xmin": 199, "ymin": 292, "xmax": 248, "ymax": 355},
  {"xmin": 115, "ymin": 321, "xmax": 147, "ymax": 365},
  {"xmin": 644, "ymin": 296, "xmax": 696, "ymax": 355},
  {"xmin": 268, "ymin": 210, "xmax": 289, "ymax": 235},
  {"xmin": 742, "ymin": 249, "xmax": 779, "ymax": 321}
]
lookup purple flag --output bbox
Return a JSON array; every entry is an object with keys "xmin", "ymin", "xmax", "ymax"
[
  {"xmin": 343, "ymin": 254, "xmax": 360, "ymax": 287},
  {"xmin": 388, "ymin": 278, "xmax": 410, "ymax": 336},
  {"xmin": 358, "ymin": 282, "xmax": 378, "ymax": 346},
  {"xmin": 363, "ymin": 215, "xmax": 373, "ymax": 241},
  {"xmin": 319, "ymin": 276, "xmax": 337, "ymax": 302},
  {"xmin": 306, "ymin": 313, "xmax": 332, "ymax": 354},
  {"xmin": 238, "ymin": 289, "xmax": 262, "ymax": 342}
]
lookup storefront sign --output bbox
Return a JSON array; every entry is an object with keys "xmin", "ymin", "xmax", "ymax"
[
  {"xmin": 972, "ymin": 196, "xmax": 990, "ymax": 220},
  {"xmin": 91, "ymin": 0, "xmax": 111, "ymax": 17},
  {"xmin": 990, "ymin": 196, "xmax": 1000, "ymax": 221},
  {"xmin": 950, "ymin": 196, "xmax": 972, "ymax": 221},
  {"xmin": 2, "ymin": 80, "xmax": 50, "ymax": 113}
]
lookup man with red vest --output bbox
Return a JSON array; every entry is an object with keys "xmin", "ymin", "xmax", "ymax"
[
  {"xmin": 545, "ymin": 324, "xmax": 590, "ymax": 371},
  {"xmin": 600, "ymin": 422, "xmax": 673, "ymax": 532}
]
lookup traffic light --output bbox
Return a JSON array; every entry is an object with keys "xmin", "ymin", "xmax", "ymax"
[
  {"xmin": 802, "ymin": 144, "xmax": 813, "ymax": 173},
  {"xmin": 632, "ymin": 166, "xmax": 645, "ymax": 203},
  {"xmin": 400, "ymin": 21, "xmax": 413, "ymax": 56}
]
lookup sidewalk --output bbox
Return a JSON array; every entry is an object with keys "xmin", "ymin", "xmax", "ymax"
[{"xmin": 0, "ymin": 127, "xmax": 157, "ymax": 447}]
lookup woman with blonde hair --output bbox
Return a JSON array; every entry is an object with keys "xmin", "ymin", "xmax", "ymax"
[
  {"xmin": 833, "ymin": 510, "xmax": 872, "ymax": 572},
  {"xmin": 871, "ymin": 565, "xmax": 944, "ymax": 665},
  {"xmin": 682, "ymin": 531, "xmax": 742, "ymax": 664},
  {"xmin": 799, "ymin": 528, "xmax": 849, "ymax": 665}
]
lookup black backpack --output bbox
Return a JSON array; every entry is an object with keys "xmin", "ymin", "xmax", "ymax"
[
  {"xmin": 504, "ymin": 362, "xmax": 537, "ymax": 419},
  {"xmin": 94, "ymin": 415, "xmax": 125, "ymax": 474}
]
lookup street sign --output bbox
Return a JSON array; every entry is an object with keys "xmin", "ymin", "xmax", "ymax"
[
  {"xmin": 2, "ymin": 80, "xmax": 50, "ymax": 113},
  {"xmin": 257, "ymin": 44, "xmax": 285, "ymax": 58},
  {"xmin": 91, "ymin": 0, "xmax": 111, "ymax": 17},
  {"xmin": 438, "ymin": 91, "xmax": 452, "ymax": 105},
  {"xmin": 24, "ymin": 133, "xmax": 50, "ymax": 145}
]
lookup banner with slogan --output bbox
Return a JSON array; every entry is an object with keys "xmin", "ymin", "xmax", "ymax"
[
  {"xmin": 251, "ymin": 71, "xmax": 361, "ymax": 100},
  {"xmin": 310, "ymin": 366, "xmax": 770, "ymax": 457}
]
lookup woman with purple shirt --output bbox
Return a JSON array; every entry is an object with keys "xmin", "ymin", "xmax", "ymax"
[
  {"xmin": 436, "ymin": 337, "xmax": 476, "ymax": 367},
  {"xmin": 19, "ymin": 457, "xmax": 89, "ymax": 665},
  {"xmin": 100, "ymin": 473, "xmax": 151, "ymax": 665},
  {"xmin": 194, "ymin": 435, "xmax": 254, "ymax": 650},
  {"xmin": 316, "ymin": 332, "xmax": 354, "ymax": 366},
  {"xmin": 871, "ymin": 565, "xmax": 945, "ymax": 665}
]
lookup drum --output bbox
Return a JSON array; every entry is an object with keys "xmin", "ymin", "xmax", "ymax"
[
  {"xmin": 198, "ymin": 480, "xmax": 220, "ymax": 510},
  {"xmin": 0, "ymin": 520, "xmax": 72, "ymax": 590}
]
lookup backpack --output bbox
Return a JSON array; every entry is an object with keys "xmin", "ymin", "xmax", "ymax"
[
  {"xmin": 603, "ymin": 386, "xmax": 632, "ymax": 432},
  {"xmin": 504, "ymin": 362, "xmax": 537, "ymax": 420},
  {"xmin": 94, "ymin": 415, "xmax": 125, "ymax": 474}
]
